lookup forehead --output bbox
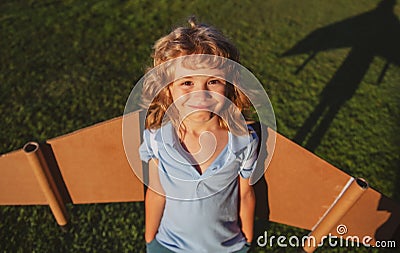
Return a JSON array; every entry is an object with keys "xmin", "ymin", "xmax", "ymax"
[{"xmin": 173, "ymin": 61, "xmax": 227, "ymax": 81}]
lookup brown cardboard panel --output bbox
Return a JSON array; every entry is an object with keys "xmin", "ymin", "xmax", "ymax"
[
  {"xmin": 265, "ymin": 128, "xmax": 351, "ymax": 230},
  {"xmin": 47, "ymin": 113, "xmax": 144, "ymax": 204},
  {"xmin": 0, "ymin": 149, "xmax": 47, "ymax": 205}
]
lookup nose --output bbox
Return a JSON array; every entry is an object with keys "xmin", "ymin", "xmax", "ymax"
[
  {"xmin": 191, "ymin": 82, "xmax": 211, "ymax": 101},
  {"xmin": 192, "ymin": 91, "xmax": 210, "ymax": 102}
]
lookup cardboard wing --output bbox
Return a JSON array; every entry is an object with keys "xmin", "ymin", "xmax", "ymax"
[
  {"xmin": 0, "ymin": 112, "xmax": 144, "ymax": 207},
  {"xmin": 264, "ymin": 127, "xmax": 400, "ymax": 249}
]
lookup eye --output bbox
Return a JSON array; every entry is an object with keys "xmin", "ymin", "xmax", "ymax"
[
  {"xmin": 208, "ymin": 79, "xmax": 225, "ymax": 85},
  {"xmin": 181, "ymin": 81, "xmax": 193, "ymax": 86}
]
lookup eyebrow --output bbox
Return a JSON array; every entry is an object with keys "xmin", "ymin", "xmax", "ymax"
[{"xmin": 176, "ymin": 75, "xmax": 224, "ymax": 80}]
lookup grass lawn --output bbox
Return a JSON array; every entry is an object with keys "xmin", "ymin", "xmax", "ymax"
[{"xmin": 1, "ymin": 0, "xmax": 399, "ymax": 252}]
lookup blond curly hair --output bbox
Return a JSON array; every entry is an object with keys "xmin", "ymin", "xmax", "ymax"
[{"xmin": 141, "ymin": 17, "xmax": 251, "ymax": 135}]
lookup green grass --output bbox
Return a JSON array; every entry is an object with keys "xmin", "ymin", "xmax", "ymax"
[{"xmin": 1, "ymin": 0, "xmax": 399, "ymax": 252}]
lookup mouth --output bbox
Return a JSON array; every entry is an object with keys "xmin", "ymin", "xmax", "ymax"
[{"xmin": 187, "ymin": 104, "xmax": 214, "ymax": 110}]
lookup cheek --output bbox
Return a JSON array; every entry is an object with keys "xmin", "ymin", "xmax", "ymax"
[
  {"xmin": 215, "ymin": 98, "xmax": 228, "ymax": 111},
  {"xmin": 169, "ymin": 90, "xmax": 190, "ymax": 108},
  {"xmin": 169, "ymin": 87, "xmax": 184, "ymax": 103},
  {"xmin": 215, "ymin": 86, "xmax": 227, "ymax": 96},
  {"xmin": 213, "ymin": 87, "xmax": 228, "ymax": 103}
]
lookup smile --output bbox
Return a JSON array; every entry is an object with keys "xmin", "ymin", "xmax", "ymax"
[{"xmin": 186, "ymin": 104, "xmax": 215, "ymax": 110}]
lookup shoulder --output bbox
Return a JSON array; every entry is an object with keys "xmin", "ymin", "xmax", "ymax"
[
  {"xmin": 247, "ymin": 124, "xmax": 258, "ymax": 142},
  {"xmin": 229, "ymin": 125, "xmax": 258, "ymax": 154},
  {"xmin": 139, "ymin": 127, "xmax": 162, "ymax": 162},
  {"xmin": 143, "ymin": 127, "xmax": 159, "ymax": 139}
]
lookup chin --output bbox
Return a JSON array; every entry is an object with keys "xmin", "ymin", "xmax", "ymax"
[{"xmin": 186, "ymin": 111, "xmax": 214, "ymax": 122}]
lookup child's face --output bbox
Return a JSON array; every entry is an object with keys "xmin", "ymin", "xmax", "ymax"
[{"xmin": 168, "ymin": 65, "xmax": 227, "ymax": 124}]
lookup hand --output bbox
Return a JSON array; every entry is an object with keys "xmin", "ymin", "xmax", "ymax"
[{"xmin": 145, "ymin": 233, "xmax": 156, "ymax": 243}]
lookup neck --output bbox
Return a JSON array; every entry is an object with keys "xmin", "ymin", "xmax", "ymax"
[{"xmin": 180, "ymin": 115, "xmax": 222, "ymax": 136}]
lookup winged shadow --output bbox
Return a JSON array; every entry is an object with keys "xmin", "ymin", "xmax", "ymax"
[{"xmin": 282, "ymin": 0, "xmax": 400, "ymax": 151}]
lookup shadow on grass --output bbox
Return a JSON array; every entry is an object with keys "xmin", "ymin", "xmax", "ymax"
[
  {"xmin": 282, "ymin": 0, "xmax": 400, "ymax": 247},
  {"xmin": 375, "ymin": 195, "xmax": 400, "ymax": 248},
  {"xmin": 282, "ymin": 0, "xmax": 400, "ymax": 152}
]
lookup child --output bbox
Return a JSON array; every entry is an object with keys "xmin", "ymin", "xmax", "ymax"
[{"xmin": 139, "ymin": 17, "xmax": 258, "ymax": 253}]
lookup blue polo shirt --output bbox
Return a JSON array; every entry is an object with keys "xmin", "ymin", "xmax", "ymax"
[{"xmin": 139, "ymin": 122, "xmax": 258, "ymax": 253}]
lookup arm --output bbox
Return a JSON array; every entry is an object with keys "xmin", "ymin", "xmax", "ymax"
[
  {"xmin": 145, "ymin": 159, "xmax": 166, "ymax": 243},
  {"xmin": 239, "ymin": 176, "xmax": 256, "ymax": 243}
]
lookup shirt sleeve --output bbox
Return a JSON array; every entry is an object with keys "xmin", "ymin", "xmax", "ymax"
[
  {"xmin": 239, "ymin": 128, "xmax": 259, "ymax": 179},
  {"xmin": 139, "ymin": 129, "xmax": 157, "ymax": 162}
]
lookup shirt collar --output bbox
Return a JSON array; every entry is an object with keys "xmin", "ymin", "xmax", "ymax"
[{"xmin": 154, "ymin": 121, "xmax": 251, "ymax": 153}]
